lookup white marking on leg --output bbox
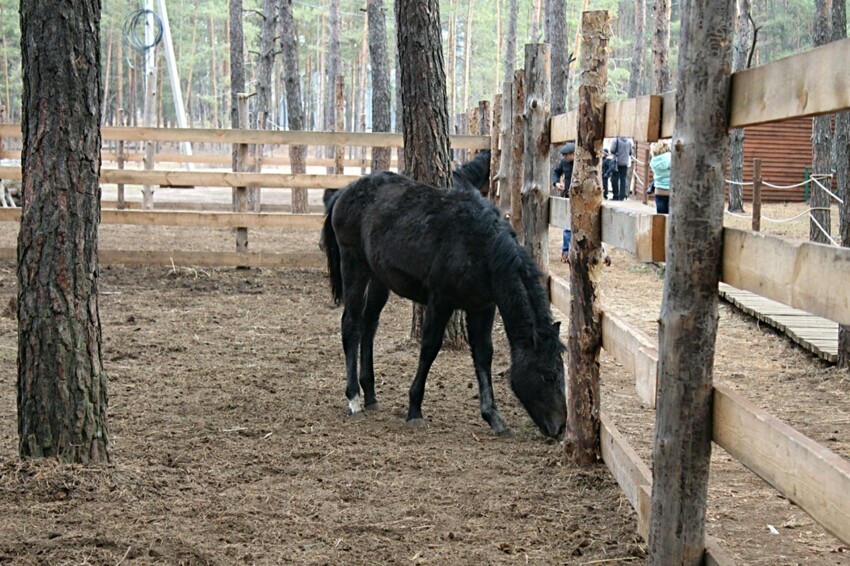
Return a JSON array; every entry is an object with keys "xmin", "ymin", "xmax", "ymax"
[{"xmin": 348, "ymin": 395, "xmax": 363, "ymax": 415}]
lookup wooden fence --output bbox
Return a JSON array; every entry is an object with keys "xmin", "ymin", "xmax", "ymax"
[
  {"xmin": 545, "ymin": 34, "xmax": 850, "ymax": 563},
  {"xmin": 0, "ymin": 28, "xmax": 848, "ymax": 563}
]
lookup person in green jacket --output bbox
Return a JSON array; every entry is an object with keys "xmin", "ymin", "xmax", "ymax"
[{"xmin": 649, "ymin": 140, "xmax": 672, "ymax": 214}]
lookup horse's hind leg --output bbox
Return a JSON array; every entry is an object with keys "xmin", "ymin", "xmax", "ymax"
[
  {"xmin": 340, "ymin": 253, "xmax": 371, "ymax": 418},
  {"xmin": 359, "ymin": 279, "xmax": 389, "ymax": 410},
  {"xmin": 406, "ymin": 301, "xmax": 453, "ymax": 426},
  {"xmin": 467, "ymin": 306, "xmax": 511, "ymax": 436}
]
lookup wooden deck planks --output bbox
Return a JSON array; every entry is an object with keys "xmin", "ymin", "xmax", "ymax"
[{"xmin": 719, "ymin": 283, "xmax": 838, "ymax": 363}]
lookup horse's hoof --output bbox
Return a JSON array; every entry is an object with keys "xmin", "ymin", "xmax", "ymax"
[
  {"xmin": 495, "ymin": 427, "xmax": 514, "ymax": 437},
  {"xmin": 365, "ymin": 401, "xmax": 381, "ymax": 412},
  {"xmin": 348, "ymin": 411, "xmax": 366, "ymax": 421},
  {"xmin": 405, "ymin": 418, "xmax": 427, "ymax": 429}
]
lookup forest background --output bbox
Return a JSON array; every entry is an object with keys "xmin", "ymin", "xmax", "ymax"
[{"xmin": 0, "ymin": 0, "xmax": 823, "ymax": 132}]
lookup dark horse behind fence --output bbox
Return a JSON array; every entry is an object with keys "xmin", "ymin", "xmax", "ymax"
[{"xmin": 321, "ymin": 152, "xmax": 566, "ymax": 438}]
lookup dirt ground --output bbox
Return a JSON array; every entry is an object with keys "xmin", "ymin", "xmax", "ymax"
[{"xmin": 0, "ymin": 200, "xmax": 846, "ymax": 565}]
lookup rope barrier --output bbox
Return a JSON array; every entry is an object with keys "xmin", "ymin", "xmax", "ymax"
[
  {"xmin": 725, "ymin": 179, "xmax": 754, "ymax": 186},
  {"xmin": 762, "ymin": 179, "xmax": 812, "ymax": 189},
  {"xmin": 723, "ymin": 207, "xmax": 833, "ymax": 224},
  {"xmin": 809, "ymin": 175, "xmax": 844, "ymax": 204},
  {"xmin": 808, "ymin": 212, "xmax": 838, "ymax": 246}
]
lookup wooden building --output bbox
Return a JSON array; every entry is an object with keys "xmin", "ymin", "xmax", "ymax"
[{"xmin": 633, "ymin": 116, "xmax": 815, "ymax": 203}]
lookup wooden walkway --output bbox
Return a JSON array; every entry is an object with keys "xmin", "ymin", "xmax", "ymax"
[{"xmin": 719, "ymin": 283, "xmax": 838, "ymax": 363}]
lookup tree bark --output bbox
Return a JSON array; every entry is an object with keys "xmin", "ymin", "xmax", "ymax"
[
  {"xmin": 210, "ymin": 15, "xmax": 220, "ymax": 128},
  {"xmin": 280, "ymin": 0, "xmax": 309, "ymax": 213},
  {"xmin": 564, "ymin": 12, "xmax": 608, "ymax": 467},
  {"xmin": 545, "ymin": 0, "xmax": 569, "ymax": 168},
  {"xmin": 810, "ymin": 0, "xmax": 833, "ymax": 244},
  {"xmin": 651, "ymin": 0, "xmax": 672, "ymax": 93},
  {"xmin": 368, "ymin": 0, "xmax": 392, "ymax": 172},
  {"xmin": 489, "ymin": 96, "xmax": 501, "ymax": 203},
  {"xmin": 325, "ymin": 0, "xmax": 341, "ymax": 161},
  {"xmin": 503, "ymin": 0, "xmax": 518, "ymax": 85},
  {"xmin": 510, "ymin": 70, "xmax": 525, "ymax": 234},
  {"xmin": 628, "ymin": 0, "xmax": 645, "ymax": 97},
  {"xmin": 648, "ymin": 0, "xmax": 734, "ymax": 561},
  {"xmin": 396, "ymin": 0, "xmax": 465, "ymax": 347},
  {"xmin": 728, "ymin": 0, "xmax": 750, "ymax": 213},
  {"xmin": 18, "ymin": 0, "xmax": 110, "ymax": 463},
  {"xmin": 462, "ymin": 0, "xmax": 475, "ymax": 113},
  {"xmin": 497, "ymin": 79, "xmax": 513, "ymax": 214},
  {"xmin": 834, "ymin": 0, "xmax": 850, "ymax": 367},
  {"xmin": 252, "ymin": 0, "xmax": 277, "ymax": 211},
  {"xmin": 520, "ymin": 44, "xmax": 552, "ymax": 275}
]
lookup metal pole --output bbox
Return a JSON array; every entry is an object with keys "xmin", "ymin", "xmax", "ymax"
[{"xmin": 156, "ymin": 0, "xmax": 193, "ymax": 165}]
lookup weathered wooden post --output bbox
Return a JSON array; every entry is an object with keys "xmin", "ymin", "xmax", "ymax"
[
  {"xmin": 509, "ymin": 70, "xmax": 525, "ymax": 234},
  {"xmin": 117, "ymin": 109, "xmax": 126, "ymax": 211},
  {"xmin": 520, "ymin": 44, "xmax": 551, "ymax": 276},
  {"xmin": 642, "ymin": 145, "xmax": 651, "ymax": 205},
  {"xmin": 234, "ymin": 93, "xmax": 251, "ymax": 255},
  {"xmin": 334, "ymin": 76, "xmax": 345, "ymax": 175},
  {"xmin": 489, "ymin": 95, "xmax": 502, "ymax": 203},
  {"xmin": 751, "ymin": 158, "xmax": 762, "ymax": 232},
  {"xmin": 564, "ymin": 11, "xmax": 609, "ymax": 466},
  {"xmin": 648, "ymin": 0, "xmax": 734, "ymax": 561},
  {"xmin": 498, "ymin": 79, "xmax": 514, "ymax": 215}
]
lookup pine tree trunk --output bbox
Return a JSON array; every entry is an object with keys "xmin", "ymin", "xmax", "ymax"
[
  {"xmin": 281, "ymin": 0, "xmax": 309, "ymax": 213},
  {"xmin": 648, "ymin": 0, "xmax": 734, "ymax": 560},
  {"xmin": 210, "ymin": 15, "xmax": 220, "ymax": 129},
  {"xmin": 18, "ymin": 0, "xmax": 110, "ymax": 463},
  {"xmin": 651, "ymin": 0, "xmax": 672, "ymax": 93},
  {"xmin": 325, "ymin": 0, "xmax": 341, "ymax": 162},
  {"xmin": 252, "ymin": 0, "xmax": 277, "ymax": 211},
  {"xmin": 728, "ymin": 0, "xmax": 750, "ymax": 213},
  {"xmin": 462, "ymin": 0, "xmax": 475, "ymax": 112},
  {"xmin": 564, "ymin": 12, "xmax": 608, "ymax": 466},
  {"xmin": 810, "ymin": 0, "xmax": 832, "ymax": 244},
  {"xmin": 834, "ymin": 0, "xmax": 850, "ymax": 367},
  {"xmin": 368, "ymin": 0, "xmax": 392, "ymax": 172},
  {"xmin": 545, "ymin": 0, "xmax": 568, "ymax": 168},
  {"xmin": 628, "ymin": 0, "xmax": 645, "ymax": 97},
  {"xmin": 503, "ymin": 0, "xmax": 518, "ymax": 82},
  {"xmin": 397, "ymin": 0, "xmax": 465, "ymax": 347},
  {"xmin": 230, "ymin": 0, "xmax": 245, "ymax": 188}
]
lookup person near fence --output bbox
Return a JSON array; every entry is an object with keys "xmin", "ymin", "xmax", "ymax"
[
  {"xmin": 649, "ymin": 140, "xmax": 672, "ymax": 214},
  {"xmin": 601, "ymin": 148, "xmax": 618, "ymax": 200},
  {"xmin": 552, "ymin": 143, "xmax": 575, "ymax": 262},
  {"xmin": 610, "ymin": 136, "xmax": 634, "ymax": 201}
]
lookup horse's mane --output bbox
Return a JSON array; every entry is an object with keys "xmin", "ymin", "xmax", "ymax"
[
  {"xmin": 452, "ymin": 150, "xmax": 491, "ymax": 195},
  {"xmin": 488, "ymin": 224, "xmax": 564, "ymax": 352}
]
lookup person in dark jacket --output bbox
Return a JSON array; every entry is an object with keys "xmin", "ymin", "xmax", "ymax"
[
  {"xmin": 601, "ymin": 148, "xmax": 618, "ymax": 200},
  {"xmin": 610, "ymin": 136, "xmax": 633, "ymax": 200},
  {"xmin": 552, "ymin": 142, "xmax": 575, "ymax": 197}
]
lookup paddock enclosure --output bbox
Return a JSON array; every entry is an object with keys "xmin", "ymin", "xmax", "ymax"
[{"xmin": 1, "ymin": 14, "xmax": 850, "ymax": 566}]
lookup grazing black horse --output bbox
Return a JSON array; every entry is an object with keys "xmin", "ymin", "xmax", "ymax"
[{"xmin": 321, "ymin": 154, "xmax": 566, "ymax": 438}]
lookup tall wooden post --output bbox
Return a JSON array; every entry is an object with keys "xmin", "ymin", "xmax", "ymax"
[
  {"xmin": 751, "ymin": 158, "xmax": 762, "ymax": 232},
  {"xmin": 509, "ymin": 70, "xmax": 525, "ymax": 234},
  {"xmin": 489, "ymin": 96, "xmax": 501, "ymax": 203},
  {"xmin": 234, "ymin": 94, "xmax": 251, "ymax": 254},
  {"xmin": 520, "ymin": 44, "xmax": 551, "ymax": 276},
  {"xmin": 564, "ymin": 11, "xmax": 609, "ymax": 466},
  {"xmin": 642, "ymin": 145, "xmax": 651, "ymax": 205},
  {"xmin": 117, "ymin": 109, "xmax": 126, "ymax": 211},
  {"xmin": 334, "ymin": 75, "xmax": 345, "ymax": 174},
  {"xmin": 648, "ymin": 0, "xmax": 734, "ymax": 561},
  {"xmin": 497, "ymin": 79, "xmax": 514, "ymax": 215}
]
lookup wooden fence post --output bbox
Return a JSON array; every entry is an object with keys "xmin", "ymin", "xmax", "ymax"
[
  {"xmin": 752, "ymin": 158, "xmax": 762, "ymax": 232},
  {"xmin": 648, "ymin": 0, "xmax": 734, "ymax": 560},
  {"xmin": 642, "ymin": 145, "xmax": 651, "ymax": 205},
  {"xmin": 520, "ymin": 43, "xmax": 551, "ymax": 277},
  {"xmin": 498, "ymin": 79, "xmax": 514, "ymax": 215},
  {"xmin": 489, "ymin": 95, "xmax": 501, "ymax": 204},
  {"xmin": 564, "ymin": 11, "xmax": 609, "ymax": 466},
  {"xmin": 234, "ymin": 93, "xmax": 251, "ymax": 255},
  {"xmin": 509, "ymin": 70, "xmax": 525, "ymax": 234},
  {"xmin": 117, "ymin": 108, "xmax": 126, "ymax": 211},
  {"xmin": 334, "ymin": 76, "xmax": 345, "ymax": 175}
]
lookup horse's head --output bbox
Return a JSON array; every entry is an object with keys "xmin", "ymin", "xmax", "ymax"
[
  {"xmin": 452, "ymin": 150, "xmax": 491, "ymax": 197},
  {"xmin": 509, "ymin": 322, "xmax": 567, "ymax": 439}
]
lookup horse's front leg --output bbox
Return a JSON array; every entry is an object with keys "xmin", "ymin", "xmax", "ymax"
[
  {"xmin": 340, "ymin": 254, "xmax": 371, "ymax": 418},
  {"xmin": 359, "ymin": 279, "xmax": 389, "ymax": 410},
  {"xmin": 467, "ymin": 306, "xmax": 511, "ymax": 436},
  {"xmin": 406, "ymin": 301, "xmax": 453, "ymax": 427}
]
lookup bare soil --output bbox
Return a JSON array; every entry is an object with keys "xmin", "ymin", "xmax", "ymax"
[{"xmin": 0, "ymin": 201, "xmax": 846, "ymax": 565}]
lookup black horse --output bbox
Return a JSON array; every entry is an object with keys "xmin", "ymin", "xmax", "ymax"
[{"xmin": 321, "ymin": 154, "xmax": 566, "ymax": 438}]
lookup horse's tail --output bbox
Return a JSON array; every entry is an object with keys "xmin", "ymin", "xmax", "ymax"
[{"xmin": 321, "ymin": 191, "xmax": 344, "ymax": 306}]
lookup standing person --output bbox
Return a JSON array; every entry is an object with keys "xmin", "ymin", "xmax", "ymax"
[
  {"xmin": 649, "ymin": 139, "xmax": 672, "ymax": 214},
  {"xmin": 610, "ymin": 136, "xmax": 633, "ymax": 200},
  {"xmin": 601, "ymin": 148, "xmax": 618, "ymax": 200},
  {"xmin": 551, "ymin": 143, "xmax": 575, "ymax": 262},
  {"xmin": 552, "ymin": 142, "xmax": 575, "ymax": 197}
]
